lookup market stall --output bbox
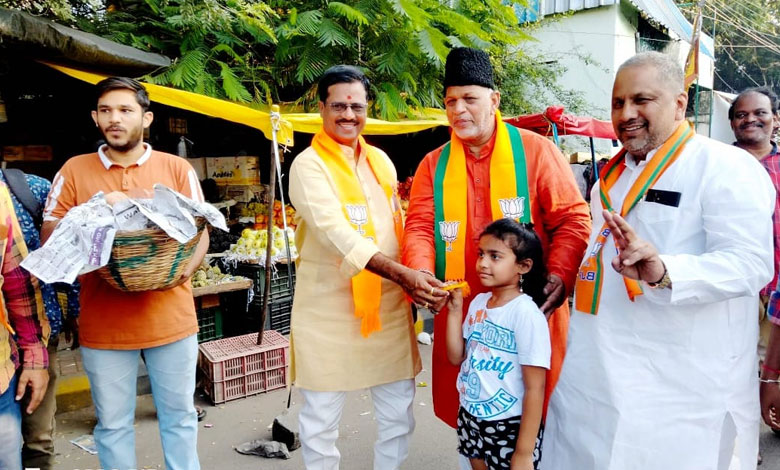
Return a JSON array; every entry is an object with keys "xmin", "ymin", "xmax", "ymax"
[
  {"xmin": 505, "ymin": 105, "xmax": 617, "ymax": 179},
  {"xmin": 191, "ymin": 263, "xmax": 253, "ymax": 343},
  {"xmin": 504, "ymin": 106, "xmax": 618, "ymax": 199}
]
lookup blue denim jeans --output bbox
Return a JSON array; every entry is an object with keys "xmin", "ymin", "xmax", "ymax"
[
  {"xmin": 0, "ymin": 374, "xmax": 22, "ymax": 470},
  {"xmin": 81, "ymin": 335, "xmax": 200, "ymax": 470}
]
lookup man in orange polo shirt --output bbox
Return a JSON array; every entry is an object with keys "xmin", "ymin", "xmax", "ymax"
[
  {"xmin": 42, "ymin": 77, "xmax": 207, "ymax": 470},
  {"xmin": 402, "ymin": 48, "xmax": 591, "ymax": 460}
]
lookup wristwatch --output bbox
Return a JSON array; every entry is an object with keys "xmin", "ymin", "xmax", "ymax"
[{"xmin": 647, "ymin": 266, "xmax": 671, "ymax": 289}]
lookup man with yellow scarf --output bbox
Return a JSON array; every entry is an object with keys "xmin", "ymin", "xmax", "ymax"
[
  {"xmin": 288, "ymin": 65, "xmax": 443, "ymax": 470},
  {"xmin": 541, "ymin": 52, "xmax": 774, "ymax": 470},
  {"xmin": 401, "ymin": 47, "xmax": 591, "ymax": 462}
]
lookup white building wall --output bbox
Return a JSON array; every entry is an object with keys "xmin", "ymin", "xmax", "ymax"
[
  {"xmin": 614, "ymin": 2, "xmax": 639, "ymax": 76},
  {"xmin": 520, "ymin": 2, "xmax": 716, "ymax": 150},
  {"xmin": 525, "ymin": 5, "xmax": 630, "ymax": 120}
]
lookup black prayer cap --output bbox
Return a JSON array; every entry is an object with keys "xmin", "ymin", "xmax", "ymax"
[{"xmin": 443, "ymin": 47, "xmax": 495, "ymax": 90}]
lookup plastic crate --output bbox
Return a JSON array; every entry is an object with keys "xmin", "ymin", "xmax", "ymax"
[
  {"xmin": 198, "ymin": 330, "xmax": 289, "ymax": 383},
  {"xmin": 202, "ymin": 365, "xmax": 288, "ymax": 404},
  {"xmin": 242, "ymin": 295, "xmax": 292, "ymax": 336},
  {"xmin": 233, "ymin": 263, "xmax": 296, "ymax": 301},
  {"xmin": 269, "ymin": 296, "xmax": 292, "ymax": 335},
  {"xmin": 197, "ymin": 306, "xmax": 223, "ymax": 343}
]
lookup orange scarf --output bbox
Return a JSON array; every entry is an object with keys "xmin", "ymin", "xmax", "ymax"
[
  {"xmin": 574, "ymin": 121, "xmax": 693, "ymax": 314},
  {"xmin": 312, "ymin": 131, "xmax": 404, "ymax": 337}
]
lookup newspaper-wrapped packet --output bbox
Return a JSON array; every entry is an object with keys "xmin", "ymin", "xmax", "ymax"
[
  {"xmin": 21, "ymin": 193, "xmax": 116, "ymax": 284},
  {"xmin": 22, "ymin": 186, "xmax": 227, "ymax": 284}
]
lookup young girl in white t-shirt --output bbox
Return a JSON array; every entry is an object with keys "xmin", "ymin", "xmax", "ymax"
[{"xmin": 446, "ymin": 218, "xmax": 551, "ymax": 470}]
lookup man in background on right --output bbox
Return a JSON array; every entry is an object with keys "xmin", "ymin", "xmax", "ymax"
[
  {"xmin": 727, "ymin": 88, "xmax": 780, "ymax": 444},
  {"xmin": 729, "ymin": 88, "xmax": 779, "ymax": 360}
]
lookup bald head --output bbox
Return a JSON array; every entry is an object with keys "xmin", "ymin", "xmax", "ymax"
[
  {"xmin": 617, "ymin": 51, "xmax": 685, "ymax": 95},
  {"xmin": 611, "ymin": 52, "xmax": 688, "ymax": 160}
]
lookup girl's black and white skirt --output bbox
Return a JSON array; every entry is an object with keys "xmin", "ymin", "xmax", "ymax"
[{"xmin": 456, "ymin": 407, "xmax": 543, "ymax": 470}]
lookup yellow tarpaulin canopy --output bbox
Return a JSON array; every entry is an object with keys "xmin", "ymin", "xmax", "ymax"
[{"xmin": 45, "ymin": 62, "xmax": 448, "ymax": 146}]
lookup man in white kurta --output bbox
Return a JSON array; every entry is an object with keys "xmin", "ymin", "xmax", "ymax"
[
  {"xmin": 288, "ymin": 65, "xmax": 444, "ymax": 470},
  {"xmin": 541, "ymin": 52, "xmax": 775, "ymax": 470}
]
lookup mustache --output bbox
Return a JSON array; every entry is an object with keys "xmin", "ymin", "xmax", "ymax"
[
  {"xmin": 619, "ymin": 119, "xmax": 647, "ymax": 130},
  {"xmin": 105, "ymin": 126, "xmax": 126, "ymax": 132},
  {"xmin": 739, "ymin": 122, "xmax": 764, "ymax": 129},
  {"xmin": 336, "ymin": 119, "xmax": 359, "ymax": 124}
]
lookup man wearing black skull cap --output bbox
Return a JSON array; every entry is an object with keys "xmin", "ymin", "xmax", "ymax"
[{"xmin": 401, "ymin": 47, "xmax": 591, "ymax": 455}]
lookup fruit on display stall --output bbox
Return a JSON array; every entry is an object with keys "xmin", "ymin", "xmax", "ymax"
[
  {"xmin": 208, "ymin": 228, "xmax": 240, "ymax": 253},
  {"xmin": 398, "ymin": 176, "xmax": 414, "ymax": 200},
  {"xmin": 191, "ymin": 261, "xmax": 247, "ymax": 288},
  {"xmin": 398, "ymin": 176, "xmax": 413, "ymax": 213},
  {"xmin": 270, "ymin": 200, "xmax": 297, "ymax": 230},
  {"xmin": 228, "ymin": 226, "xmax": 297, "ymax": 260},
  {"xmin": 239, "ymin": 200, "xmax": 297, "ymax": 231},
  {"xmin": 238, "ymin": 201, "xmax": 266, "ymax": 218}
]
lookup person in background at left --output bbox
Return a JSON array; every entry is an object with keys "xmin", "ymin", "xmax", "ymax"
[
  {"xmin": 0, "ymin": 169, "xmax": 80, "ymax": 470},
  {"xmin": 0, "ymin": 179, "xmax": 50, "ymax": 470}
]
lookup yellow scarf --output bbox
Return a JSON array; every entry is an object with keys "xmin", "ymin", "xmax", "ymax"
[
  {"xmin": 312, "ymin": 131, "xmax": 404, "ymax": 337},
  {"xmin": 433, "ymin": 110, "xmax": 531, "ymax": 281},
  {"xmin": 574, "ymin": 121, "xmax": 693, "ymax": 314}
]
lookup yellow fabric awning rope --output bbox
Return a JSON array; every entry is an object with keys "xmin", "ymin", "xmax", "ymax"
[{"xmin": 43, "ymin": 62, "xmax": 448, "ymax": 146}]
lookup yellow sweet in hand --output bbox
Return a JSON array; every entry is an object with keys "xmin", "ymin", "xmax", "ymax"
[{"xmin": 441, "ymin": 280, "xmax": 470, "ymax": 297}]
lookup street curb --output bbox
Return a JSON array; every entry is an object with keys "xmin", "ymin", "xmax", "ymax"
[
  {"xmin": 55, "ymin": 374, "xmax": 91, "ymax": 413},
  {"xmin": 55, "ymin": 358, "xmax": 152, "ymax": 414}
]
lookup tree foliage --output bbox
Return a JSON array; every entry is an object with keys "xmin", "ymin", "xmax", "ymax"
[
  {"xmin": 6, "ymin": 0, "xmax": 587, "ymax": 120},
  {"xmin": 269, "ymin": 0, "xmax": 527, "ymax": 118},
  {"xmin": 0, "ymin": 0, "xmax": 98, "ymax": 22},
  {"xmin": 494, "ymin": 48, "xmax": 592, "ymax": 117},
  {"xmin": 80, "ymin": 0, "xmax": 278, "ymax": 104},
  {"xmin": 677, "ymin": 0, "xmax": 780, "ymax": 92}
]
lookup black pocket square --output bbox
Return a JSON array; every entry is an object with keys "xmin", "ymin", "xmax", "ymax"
[{"xmin": 645, "ymin": 189, "xmax": 681, "ymax": 207}]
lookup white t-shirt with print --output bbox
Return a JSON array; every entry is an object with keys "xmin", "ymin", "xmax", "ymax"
[{"xmin": 458, "ymin": 292, "xmax": 551, "ymax": 421}]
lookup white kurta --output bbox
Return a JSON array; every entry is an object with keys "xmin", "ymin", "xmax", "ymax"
[{"xmin": 541, "ymin": 135, "xmax": 775, "ymax": 470}]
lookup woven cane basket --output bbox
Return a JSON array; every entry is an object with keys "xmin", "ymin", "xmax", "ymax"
[{"xmin": 97, "ymin": 217, "xmax": 207, "ymax": 292}]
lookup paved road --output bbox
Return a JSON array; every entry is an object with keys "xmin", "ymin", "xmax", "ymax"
[
  {"xmin": 762, "ymin": 425, "xmax": 780, "ymax": 468},
  {"xmin": 54, "ymin": 343, "xmax": 459, "ymax": 470},
  {"xmin": 52, "ymin": 342, "xmax": 780, "ymax": 470}
]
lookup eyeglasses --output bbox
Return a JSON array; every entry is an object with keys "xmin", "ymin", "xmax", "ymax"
[{"xmin": 327, "ymin": 102, "xmax": 368, "ymax": 114}]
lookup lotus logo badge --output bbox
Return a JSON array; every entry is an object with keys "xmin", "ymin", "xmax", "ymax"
[
  {"xmin": 346, "ymin": 204, "xmax": 368, "ymax": 235},
  {"xmin": 439, "ymin": 221, "xmax": 460, "ymax": 252},
  {"xmin": 499, "ymin": 197, "xmax": 525, "ymax": 221}
]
